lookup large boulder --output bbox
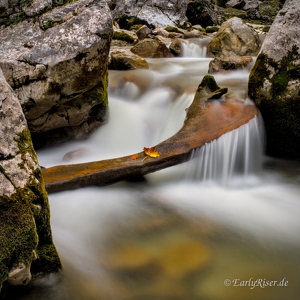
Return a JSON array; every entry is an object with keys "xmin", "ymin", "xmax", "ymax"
[
  {"xmin": 206, "ymin": 17, "xmax": 261, "ymax": 57},
  {"xmin": 248, "ymin": 0, "xmax": 300, "ymax": 159},
  {"xmin": 0, "ymin": 69, "xmax": 61, "ymax": 291},
  {"xmin": 0, "ymin": 0, "xmax": 113, "ymax": 148},
  {"xmin": 111, "ymin": 0, "xmax": 189, "ymax": 28}
]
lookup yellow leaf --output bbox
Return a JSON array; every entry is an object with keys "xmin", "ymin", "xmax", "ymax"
[{"xmin": 143, "ymin": 146, "xmax": 161, "ymax": 158}]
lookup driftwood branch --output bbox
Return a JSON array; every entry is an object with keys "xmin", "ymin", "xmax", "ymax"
[{"xmin": 42, "ymin": 75, "xmax": 258, "ymax": 193}]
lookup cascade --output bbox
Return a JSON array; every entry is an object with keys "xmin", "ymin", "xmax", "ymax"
[
  {"xmin": 181, "ymin": 38, "xmax": 211, "ymax": 58},
  {"xmin": 184, "ymin": 113, "xmax": 264, "ymax": 187}
]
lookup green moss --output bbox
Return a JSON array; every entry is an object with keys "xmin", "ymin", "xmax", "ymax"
[
  {"xmin": 113, "ymin": 31, "xmax": 136, "ymax": 43},
  {"xmin": 86, "ymin": 71, "xmax": 109, "ymax": 122},
  {"xmin": 0, "ymin": 128, "xmax": 62, "ymax": 283},
  {"xmin": 130, "ymin": 24, "xmax": 143, "ymax": 31},
  {"xmin": 273, "ymin": 70, "xmax": 289, "ymax": 95},
  {"xmin": 224, "ymin": 7, "xmax": 247, "ymax": 19},
  {"xmin": 42, "ymin": 19, "xmax": 64, "ymax": 30},
  {"xmin": 0, "ymin": 199, "xmax": 38, "ymax": 283},
  {"xmin": 248, "ymin": 45, "xmax": 300, "ymax": 158},
  {"xmin": 259, "ymin": 0, "xmax": 281, "ymax": 18},
  {"xmin": 164, "ymin": 26, "xmax": 184, "ymax": 34},
  {"xmin": 205, "ymin": 26, "xmax": 219, "ymax": 34}
]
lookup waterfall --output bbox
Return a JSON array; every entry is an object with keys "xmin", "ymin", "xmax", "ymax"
[
  {"xmin": 184, "ymin": 113, "xmax": 264, "ymax": 187},
  {"xmin": 181, "ymin": 38, "xmax": 211, "ymax": 58}
]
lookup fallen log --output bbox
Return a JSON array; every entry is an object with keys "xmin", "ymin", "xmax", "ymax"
[{"xmin": 42, "ymin": 75, "xmax": 258, "ymax": 193}]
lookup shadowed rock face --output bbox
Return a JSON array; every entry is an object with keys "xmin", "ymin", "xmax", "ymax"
[
  {"xmin": 248, "ymin": 0, "xmax": 300, "ymax": 159},
  {"xmin": 0, "ymin": 69, "xmax": 61, "ymax": 290},
  {"xmin": 0, "ymin": 0, "xmax": 113, "ymax": 148},
  {"xmin": 186, "ymin": 0, "xmax": 224, "ymax": 27}
]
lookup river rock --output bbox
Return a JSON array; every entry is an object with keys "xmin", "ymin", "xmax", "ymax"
[
  {"xmin": 136, "ymin": 25, "xmax": 152, "ymax": 40},
  {"xmin": 130, "ymin": 39, "xmax": 173, "ymax": 58},
  {"xmin": 208, "ymin": 56, "xmax": 253, "ymax": 73},
  {"xmin": 207, "ymin": 17, "xmax": 261, "ymax": 57},
  {"xmin": 111, "ymin": 0, "xmax": 189, "ymax": 28},
  {"xmin": 0, "ymin": 0, "xmax": 113, "ymax": 148},
  {"xmin": 0, "ymin": 69, "xmax": 61, "ymax": 290},
  {"xmin": 248, "ymin": 0, "xmax": 300, "ymax": 159},
  {"xmin": 184, "ymin": 29, "xmax": 203, "ymax": 39},
  {"xmin": 225, "ymin": 0, "xmax": 246, "ymax": 9},
  {"xmin": 186, "ymin": 0, "xmax": 224, "ymax": 28},
  {"xmin": 112, "ymin": 28, "xmax": 139, "ymax": 44},
  {"xmin": 243, "ymin": 0, "xmax": 260, "ymax": 10},
  {"xmin": 109, "ymin": 49, "xmax": 149, "ymax": 70},
  {"xmin": 169, "ymin": 38, "xmax": 184, "ymax": 56}
]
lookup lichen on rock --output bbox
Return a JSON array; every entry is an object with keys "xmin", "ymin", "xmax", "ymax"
[{"xmin": 0, "ymin": 69, "xmax": 61, "ymax": 290}]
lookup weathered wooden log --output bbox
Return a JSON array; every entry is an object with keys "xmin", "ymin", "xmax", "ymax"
[{"xmin": 42, "ymin": 75, "xmax": 258, "ymax": 193}]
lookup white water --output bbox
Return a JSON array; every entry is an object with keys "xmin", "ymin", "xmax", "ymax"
[{"xmin": 9, "ymin": 40, "xmax": 300, "ymax": 300}]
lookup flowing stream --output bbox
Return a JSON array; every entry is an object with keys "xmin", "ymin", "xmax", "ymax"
[{"xmin": 4, "ymin": 39, "xmax": 300, "ymax": 300}]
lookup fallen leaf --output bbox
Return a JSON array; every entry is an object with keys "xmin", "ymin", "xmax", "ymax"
[
  {"xmin": 143, "ymin": 146, "xmax": 161, "ymax": 158},
  {"xmin": 130, "ymin": 153, "xmax": 139, "ymax": 160}
]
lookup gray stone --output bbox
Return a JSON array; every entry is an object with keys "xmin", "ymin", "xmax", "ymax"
[
  {"xmin": 0, "ymin": 68, "xmax": 61, "ymax": 288},
  {"xmin": 0, "ymin": 0, "xmax": 113, "ymax": 148},
  {"xmin": 225, "ymin": 0, "xmax": 245, "ymax": 9},
  {"xmin": 248, "ymin": 0, "xmax": 300, "ymax": 158},
  {"xmin": 136, "ymin": 25, "xmax": 152, "ymax": 40},
  {"xmin": 109, "ymin": 48, "xmax": 149, "ymax": 70},
  {"xmin": 243, "ymin": 0, "xmax": 259, "ymax": 10},
  {"xmin": 207, "ymin": 17, "xmax": 261, "ymax": 57},
  {"xmin": 208, "ymin": 56, "xmax": 253, "ymax": 73},
  {"xmin": 112, "ymin": 0, "xmax": 189, "ymax": 28},
  {"xmin": 130, "ymin": 39, "xmax": 173, "ymax": 58}
]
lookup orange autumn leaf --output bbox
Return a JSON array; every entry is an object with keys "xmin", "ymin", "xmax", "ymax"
[
  {"xmin": 130, "ymin": 153, "xmax": 139, "ymax": 160},
  {"xmin": 143, "ymin": 146, "xmax": 161, "ymax": 158}
]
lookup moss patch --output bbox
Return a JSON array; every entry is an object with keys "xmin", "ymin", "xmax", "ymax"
[
  {"xmin": 0, "ymin": 128, "xmax": 62, "ymax": 284},
  {"xmin": 0, "ymin": 201, "xmax": 38, "ymax": 283},
  {"xmin": 113, "ymin": 31, "xmax": 136, "ymax": 44},
  {"xmin": 249, "ymin": 45, "xmax": 299, "ymax": 100},
  {"xmin": 164, "ymin": 26, "xmax": 184, "ymax": 34},
  {"xmin": 248, "ymin": 45, "xmax": 300, "ymax": 158}
]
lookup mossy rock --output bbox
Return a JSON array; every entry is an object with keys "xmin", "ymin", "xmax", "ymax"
[
  {"xmin": 205, "ymin": 26, "xmax": 219, "ymax": 34},
  {"xmin": 259, "ymin": 0, "xmax": 282, "ymax": 19},
  {"xmin": 113, "ymin": 31, "xmax": 138, "ymax": 44},
  {"xmin": 164, "ymin": 26, "xmax": 184, "ymax": 34},
  {"xmin": 248, "ymin": 45, "xmax": 300, "ymax": 158}
]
